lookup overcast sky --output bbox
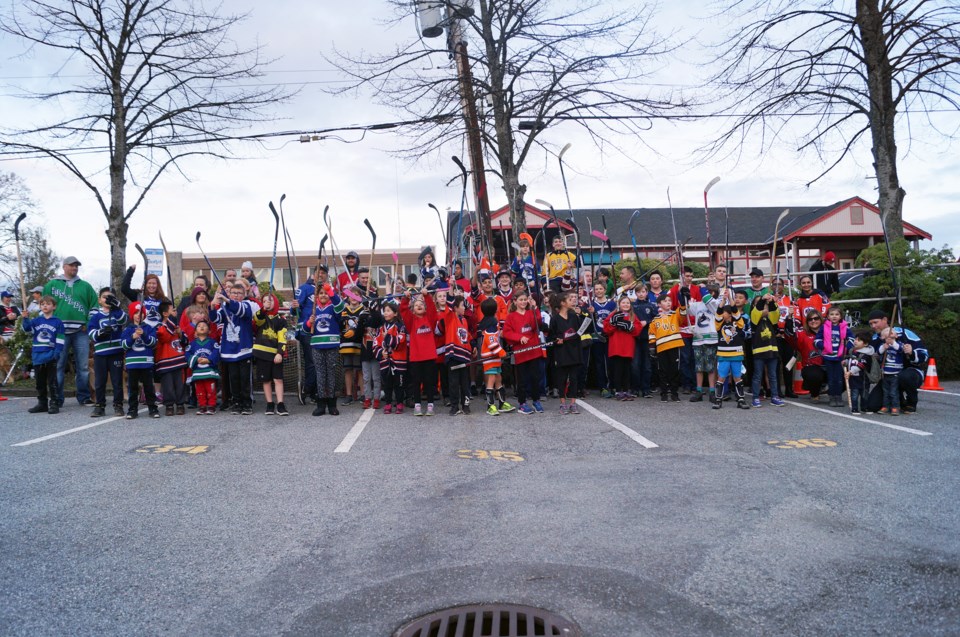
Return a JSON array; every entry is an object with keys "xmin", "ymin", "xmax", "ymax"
[{"xmin": 1, "ymin": 0, "xmax": 957, "ymax": 289}]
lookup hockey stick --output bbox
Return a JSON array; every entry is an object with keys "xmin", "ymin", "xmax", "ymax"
[
  {"xmin": 587, "ymin": 217, "xmax": 595, "ymax": 284},
  {"xmin": 427, "ymin": 203, "xmax": 446, "ymax": 266},
  {"xmin": 195, "ymin": 232, "xmax": 224, "ymax": 290},
  {"xmin": 267, "ymin": 200, "xmax": 281, "ymax": 292},
  {"xmin": 1, "ymin": 349, "xmax": 23, "ymax": 387},
  {"xmin": 558, "ymin": 142, "xmax": 574, "ymax": 223},
  {"xmin": 667, "ymin": 187, "xmax": 683, "ymax": 274},
  {"xmin": 13, "ymin": 212, "xmax": 27, "ymax": 309},
  {"xmin": 566, "ymin": 217, "xmax": 582, "ymax": 297},
  {"xmin": 279, "ymin": 194, "xmax": 298, "ymax": 290},
  {"xmin": 601, "ymin": 214, "xmax": 611, "ymax": 271},
  {"xmin": 771, "ymin": 209, "xmax": 790, "ymax": 287},
  {"xmin": 158, "ymin": 231, "xmax": 175, "ymax": 299},
  {"xmin": 724, "ymin": 207, "xmax": 730, "ymax": 274},
  {"xmin": 449, "ymin": 316, "xmax": 593, "ymax": 370},
  {"xmin": 134, "ymin": 243, "xmax": 149, "ymax": 304},
  {"xmin": 454, "ymin": 156, "xmax": 489, "ymax": 265},
  {"xmin": 628, "ymin": 210, "xmax": 643, "ymax": 278},
  {"xmin": 639, "ymin": 236, "xmax": 693, "ymax": 283},
  {"xmin": 704, "ymin": 176, "xmax": 721, "ymax": 272},
  {"xmin": 363, "ymin": 218, "xmax": 377, "ymax": 294}
]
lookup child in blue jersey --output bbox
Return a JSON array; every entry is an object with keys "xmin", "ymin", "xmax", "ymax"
[
  {"xmin": 510, "ymin": 238, "xmax": 538, "ymax": 293},
  {"xmin": 23, "ymin": 295, "xmax": 65, "ymax": 414},
  {"xmin": 121, "ymin": 301, "xmax": 160, "ymax": 419},
  {"xmin": 88, "ymin": 288, "xmax": 128, "ymax": 417},
  {"xmin": 306, "ymin": 283, "xmax": 344, "ymax": 416},
  {"xmin": 589, "ymin": 282, "xmax": 616, "ymax": 397},
  {"xmin": 213, "ymin": 283, "xmax": 258, "ymax": 415},
  {"xmin": 186, "ymin": 319, "xmax": 221, "ymax": 415},
  {"xmin": 877, "ymin": 327, "xmax": 905, "ymax": 415}
]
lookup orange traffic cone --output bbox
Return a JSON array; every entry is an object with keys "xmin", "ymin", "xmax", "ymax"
[
  {"xmin": 921, "ymin": 358, "xmax": 944, "ymax": 391},
  {"xmin": 792, "ymin": 359, "xmax": 809, "ymax": 396}
]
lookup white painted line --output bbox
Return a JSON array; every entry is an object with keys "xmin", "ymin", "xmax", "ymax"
[
  {"xmin": 12, "ymin": 410, "xmax": 143, "ymax": 447},
  {"xmin": 920, "ymin": 389, "xmax": 960, "ymax": 397},
  {"xmin": 334, "ymin": 408, "xmax": 376, "ymax": 453},
  {"xmin": 785, "ymin": 400, "xmax": 932, "ymax": 437},
  {"xmin": 577, "ymin": 400, "xmax": 659, "ymax": 449}
]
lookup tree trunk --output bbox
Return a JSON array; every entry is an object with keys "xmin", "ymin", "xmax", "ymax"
[
  {"xmin": 502, "ymin": 169, "xmax": 527, "ymax": 237},
  {"xmin": 106, "ymin": 212, "xmax": 128, "ymax": 295},
  {"xmin": 856, "ymin": 0, "xmax": 905, "ymax": 242}
]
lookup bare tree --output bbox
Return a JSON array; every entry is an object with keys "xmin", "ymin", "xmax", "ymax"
[
  {"xmin": 328, "ymin": 0, "xmax": 684, "ymax": 237},
  {"xmin": 0, "ymin": 171, "xmax": 37, "ymax": 292},
  {"xmin": 0, "ymin": 0, "xmax": 292, "ymax": 291},
  {"xmin": 704, "ymin": 0, "xmax": 960, "ymax": 241}
]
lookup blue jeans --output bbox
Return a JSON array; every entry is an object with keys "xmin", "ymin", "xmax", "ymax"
[
  {"xmin": 679, "ymin": 338, "xmax": 695, "ymax": 390},
  {"xmin": 882, "ymin": 374, "xmax": 900, "ymax": 410},
  {"xmin": 752, "ymin": 357, "xmax": 780, "ymax": 398},
  {"xmin": 57, "ymin": 330, "xmax": 90, "ymax": 404},
  {"xmin": 631, "ymin": 336, "xmax": 652, "ymax": 394}
]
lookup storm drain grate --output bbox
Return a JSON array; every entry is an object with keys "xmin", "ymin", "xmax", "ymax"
[{"xmin": 394, "ymin": 603, "xmax": 581, "ymax": 637}]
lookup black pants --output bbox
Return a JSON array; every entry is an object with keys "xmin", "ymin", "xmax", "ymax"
[
  {"xmin": 448, "ymin": 365, "xmax": 470, "ymax": 409},
  {"xmin": 159, "ymin": 369, "xmax": 187, "ymax": 406},
  {"xmin": 801, "ymin": 365, "xmax": 826, "ymax": 398},
  {"xmin": 438, "ymin": 361, "xmax": 449, "ymax": 399},
  {"xmin": 94, "ymin": 353, "xmax": 124, "ymax": 407},
  {"xmin": 657, "ymin": 348, "xmax": 680, "ymax": 396},
  {"xmin": 34, "ymin": 361, "xmax": 59, "ymax": 405},
  {"xmin": 515, "ymin": 360, "xmax": 542, "ymax": 404},
  {"xmin": 554, "ymin": 364, "xmax": 579, "ymax": 399},
  {"xmin": 409, "ymin": 359, "xmax": 437, "ymax": 404},
  {"xmin": 382, "ymin": 368, "xmax": 405, "ymax": 404},
  {"xmin": 127, "ymin": 368, "xmax": 157, "ymax": 412},
  {"xmin": 225, "ymin": 360, "xmax": 252, "ymax": 410},
  {"xmin": 609, "ymin": 356, "xmax": 632, "ymax": 393}
]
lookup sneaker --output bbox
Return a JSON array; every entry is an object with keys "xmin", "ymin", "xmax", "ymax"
[
  {"xmin": 752, "ymin": 398, "xmax": 762, "ymax": 408},
  {"xmin": 670, "ymin": 393, "xmax": 680, "ymax": 403},
  {"xmin": 737, "ymin": 400, "xmax": 750, "ymax": 410},
  {"xmin": 113, "ymin": 405, "xmax": 125, "ymax": 417},
  {"xmin": 265, "ymin": 402, "xmax": 275, "ymax": 415},
  {"xmin": 569, "ymin": 403, "xmax": 580, "ymax": 415},
  {"xmin": 196, "ymin": 408, "xmax": 205, "ymax": 416},
  {"xmin": 661, "ymin": 394, "xmax": 668, "ymax": 402},
  {"xmin": 601, "ymin": 388, "xmax": 613, "ymax": 399},
  {"xmin": 90, "ymin": 405, "xmax": 105, "ymax": 417},
  {"xmin": 81, "ymin": 398, "xmax": 95, "ymax": 406},
  {"xmin": 175, "ymin": 405, "xmax": 186, "ymax": 416},
  {"xmin": 241, "ymin": 407, "xmax": 253, "ymax": 416},
  {"xmin": 486, "ymin": 404, "xmax": 500, "ymax": 416},
  {"xmin": 231, "ymin": 405, "xmax": 241, "ymax": 415},
  {"xmin": 642, "ymin": 392, "xmax": 653, "ymax": 399},
  {"xmin": 890, "ymin": 408, "xmax": 900, "ymax": 416},
  {"xmin": 126, "ymin": 411, "xmax": 138, "ymax": 419},
  {"xmin": 532, "ymin": 401, "xmax": 544, "ymax": 413},
  {"xmin": 498, "ymin": 402, "xmax": 515, "ymax": 413},
  {"xmin": 342, "ymin": 396, "xmax": 353, "ymax": 406},
  {"xmin": 206, "ymin": 407, "xmax": 217, "ymax": 415},
  {"xmin": 426, "ymin": 404, "xmax": 434, "ymax": 416},
  {"xmin": 165, "ymin": 405, "xmax": 175, "ymax": 417},
  {"xmin": 362, "ymin": 398, "xmax": 371, "ymax": 409},
  {"xmin": 771, "ymin": 397, "xmax": 785, "ymax": 407},
  {"xmin": 462, "ymin": 404, "xmax": 471, "ymax": 415},
  {"xmin": 149, "ymin": 407, "xmax": 161, "ymax": 419},
  {"xmin": 712, "ymin": 399, "xmax": 722, "ymax": 410},
  {"xmin": 276, "ymin": 402, "xmax": 289, "ymax": 416},
  {"xmin": 518, "ymin": 404, "xmax": 534, "ymax": 415},
  {"xmin": 48, "ymin": 403, "xmax": 60, "ymax": 415},
  {"xmin": 902, "ymin": 406, "xmax": 916, "ymax": 415},
  {"xmin": 449, "ymin": 405, "xmax": 460, "ymax": 416},
  {"xmin": 623, "ymin": 393, "xmax": 635, "ymax": 401},
  {"xmin": 851, "ymin": 409, "xmax": 861, "ymax": 415},
  {"xmin": 373, "ymin": 399, "xmax": 381, "ymax": 409},
  {"xmin": 464, "ymin": 396, "xmax": 471, "ymax": 406},
  {"xmin": 443, "ymin": 398, "xmax": 451, "ymax": 407},
  {"xmin": 414, "ymin": 403, "xmax": 423, "ymax": 417},
  {"xmin": 878, "ymin": 407, "xmax": 890, "ymax": 415},
  {"xmin": 383, "ymin": 403, "xmax": 392, "ymax": 415},
  {"xmin": 395, "ymin": 403, "xmax": 404, "ymax": 414},
  {"xmin": 689, "ymin": 392, "xmax": 704, "ymax": 403}
]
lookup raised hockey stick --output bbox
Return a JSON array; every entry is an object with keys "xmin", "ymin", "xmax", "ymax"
[
  {"xmin": 158, "ymin": 231, "xmax": 175, "ymax": 298},
  {"xmin": 427, "ymin": 203, "xmax": 446, "ymax": 266},
  {"xmin": 363, "ymin": 218, "xmax": 377, "ymax": 294},
  {"xmin": 267, "ymin": 201, "xmax": 281, "ymax": 292},
  {"xmin": 628, "ymin": 210, "xmax": 643, "ymax": 278},
  {"xmin": 195, "ymin": 232, "xmax": 224, "ymax": 290},
  {"xmin": 279, "ymin": 194, "xmax": 298, "ymax": 290},
  {"xmin": 13, "ymin": 212, "xmax": 27, "ymax": 309},
  {"xmin": 667, "ymin": 187, "xmax": 683, "ymax": 274},
  {"xmin": 134, "ymin": 243, "xmax": 149, "ymax": 304},
  {"xmin": 704, "ymin": 176, "xmax": 721, "ymax": 271},
  {"xmin": 770, "ymin": 209, "xmax": 790, "ymax": 287}
]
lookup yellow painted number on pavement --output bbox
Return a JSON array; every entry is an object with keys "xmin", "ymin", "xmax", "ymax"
[
  {"xmin": 766, "ymin": 438, "xmax": 837, "ymax": 449},
  {"xmin": 456, "ymin": 449, "xmax": 525, "ymax": 462},
  {"xmin": 135, "ymin": 444, "xmax": 211, "ymax": 455}
]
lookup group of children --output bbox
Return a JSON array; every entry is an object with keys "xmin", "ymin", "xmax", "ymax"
[{"xmin": 18, "ymin": 236, "xmax": 912, "ymax": 419}]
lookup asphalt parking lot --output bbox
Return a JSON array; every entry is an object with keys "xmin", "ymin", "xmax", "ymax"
[{"xmin": 2, "ymin": 383, "xmax": 958, "ymax": 636}]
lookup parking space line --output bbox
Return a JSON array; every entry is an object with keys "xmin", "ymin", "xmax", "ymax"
[
  {"xmin": 785, "ymin": 400, "xmax": 932, "ymax": 436},
  {"xmin": 11, "ymin": 410, "xmax": 142, "ymax": 447},
  {"xmin": 920, "ymin": 389, "xmax": 960, "ymax": 397},
  {"xmin": 577, "ymin": 400, "xmax": 659, "ymax": 449},
  {"xmin": 334, "ymin": 408, "xmax": 376, "ymax": 453}
]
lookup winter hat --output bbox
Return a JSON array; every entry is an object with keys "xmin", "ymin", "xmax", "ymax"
[
  {"xmin": 346, "ymin": 251, "xmax": 360, "ymax": 260},
  {"xmin": 241, "ymin": 260, "xmax": 254, "ymax": 271},
  {"xmin": 128, "ymin": 301, "xmax": 143, "ymax": 317},
  {"xmin": 519, "ymin": 232, "xmax": 534, "ymax": 246},
  {"xmin": 866, "ymin": 309, "xmax": 888, "ymax": 322},
  {"xmin": 823, "ymin": 251, "xmax": 836, "ymax": 262},
  {"xmin": 189, "ymin": 287, "xmax": 208, "ymax": 305}
]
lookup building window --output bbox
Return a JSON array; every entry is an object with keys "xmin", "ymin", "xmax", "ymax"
[{"xmin": 850, "ymin": 205, "xmax": 864, "ymax": 225}]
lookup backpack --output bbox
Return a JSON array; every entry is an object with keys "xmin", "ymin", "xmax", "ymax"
[{"xmin": 865, "ymin": 353, "xmax": 882, "ymax": 385}]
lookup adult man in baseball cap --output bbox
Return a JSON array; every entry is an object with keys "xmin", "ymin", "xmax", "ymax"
[
  {"xmin": 810, "ymin": 250, "xmax": 840, "ymax": 296},
  {"xmin": 43, "ymin": 255, "xmax": 98, "ymax": 407}
]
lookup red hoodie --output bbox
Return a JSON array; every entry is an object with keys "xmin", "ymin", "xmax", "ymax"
[
  {"xmin": 502, "ymin": 309, "xmax": 545, "ymax": 364},
  {"xmin": 400, "ymin": 294, "xmax": 438, "ymax": 363},
  {"xmin": 602, "ymin": 311, "xmax": 644, "ymax": 358}
]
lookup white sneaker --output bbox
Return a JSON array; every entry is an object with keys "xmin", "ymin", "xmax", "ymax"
[{"xmin": 414, "ymin": 403, "xmax": 423, "ymax": 416}]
